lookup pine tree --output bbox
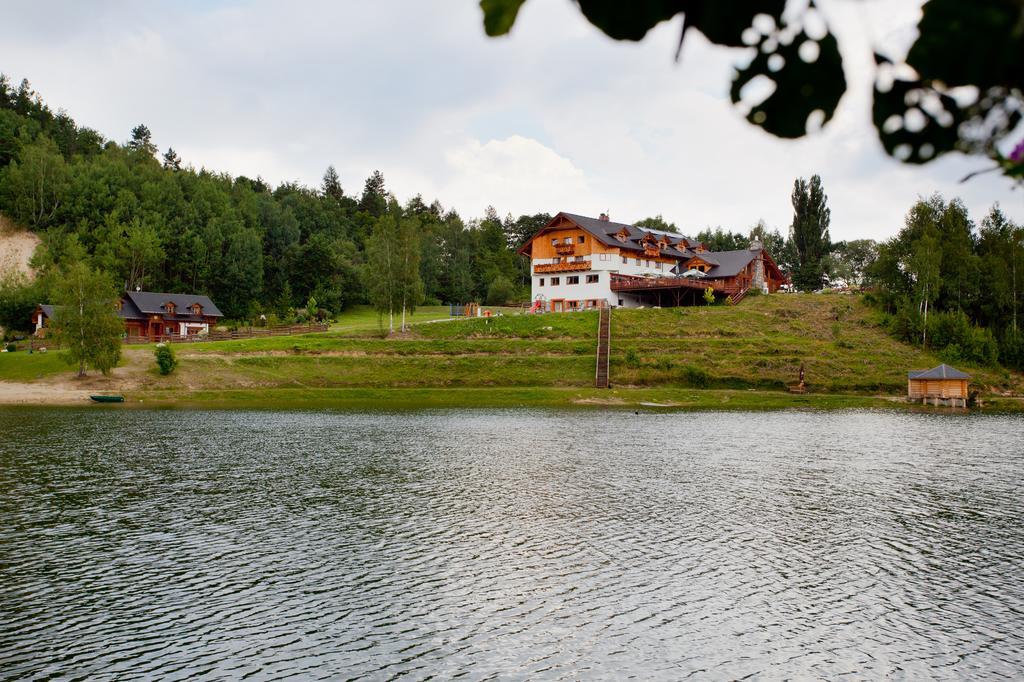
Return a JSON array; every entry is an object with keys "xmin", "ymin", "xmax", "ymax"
[
  {"xmin": 127, "ymin": 124, "xmax": 158, "ymax": 157},
  {"xmin": 321, "ymin": 165, "xmax": 343, "ymax": 200},
  {"xmin": 162, "ymin": 147, "xmax": 182, "ymax": 171},
  {"xmin": 358, "ymin": 170, "xmax": 387, "ymax": 217}
]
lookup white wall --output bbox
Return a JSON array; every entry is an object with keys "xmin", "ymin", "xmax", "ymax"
[{"xmin": 530, "ymin": 251, "xmax": 675, "ymax": 308}]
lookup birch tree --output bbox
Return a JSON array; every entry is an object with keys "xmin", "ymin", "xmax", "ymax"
[{"xmin": 50, "ymin": 262, "xmax": 123, "ymax": 377}]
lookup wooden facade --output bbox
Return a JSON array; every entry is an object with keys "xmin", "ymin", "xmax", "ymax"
[
  {"xmin": 33, "ymin": 291, "xmax": 223, "ymax": 342},
  {"xmin": 519, "ymin": 212, "xmax": 788, "ymax": 311},
  {"xmin": 908, "ymin": 364, "xmax": 971, "ymax": 407}
]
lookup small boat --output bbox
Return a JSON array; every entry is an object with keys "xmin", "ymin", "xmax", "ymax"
[{"xmin": 90, "ymin": 395, "xmax": 125, "ymax": 403}]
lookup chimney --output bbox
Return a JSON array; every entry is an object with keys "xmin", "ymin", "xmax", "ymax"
[{"xmin": 599, "ymin": 212, "xmax": 610, "ymax": 222}]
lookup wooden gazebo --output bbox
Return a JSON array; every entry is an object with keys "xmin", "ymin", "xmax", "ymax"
[{"xmin": 907, "ymin": 364, "xmax": 971, "ymax": 408}]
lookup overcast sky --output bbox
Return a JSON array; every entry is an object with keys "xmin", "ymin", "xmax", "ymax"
[{"xmin": 3, "ymin": 0, "xmax": 1021, "ymax": 241}]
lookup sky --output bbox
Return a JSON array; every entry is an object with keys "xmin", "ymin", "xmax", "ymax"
[{"xmin": 2, "ymin": 0, "xmax": 1022, "ymax": 242}]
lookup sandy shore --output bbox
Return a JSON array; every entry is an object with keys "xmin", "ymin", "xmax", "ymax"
[{"xmin": 0, "ymin": 382, "xmax": 95, "ymax": 405}]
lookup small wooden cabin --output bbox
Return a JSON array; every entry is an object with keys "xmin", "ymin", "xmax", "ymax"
[{"xmin": 907, "ymin": 364, "xmax": 971, "ymax": 407}]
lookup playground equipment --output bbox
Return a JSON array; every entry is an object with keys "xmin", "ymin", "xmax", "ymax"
[{"xmin": 449, "ymin": 302, "xmax": 480, "ymax": 317}]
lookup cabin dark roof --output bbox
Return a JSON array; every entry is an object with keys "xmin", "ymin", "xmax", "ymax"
[
  {"xmin": 703, "ymin": 249, "xmax": 758, "ymax": 278},
  {"xmin": 908, "ymin": 364, "xmax": 972, "ymax": 380},
  {"xmin": 124, "ymin": 291, "xmax": 223, "ymax": 318},
  {"xmin": 39, "ymin": 304, "xmax": 56, "ymax": 318}
]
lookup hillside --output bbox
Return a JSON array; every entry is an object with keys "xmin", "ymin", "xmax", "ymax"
[
  {"xmin": 2, "ymin": 294, "xmax": 1021, "ymax": 409},
  {"xmin": 0, "ymin": 215, "xmax": 38, "ymax": 280}
]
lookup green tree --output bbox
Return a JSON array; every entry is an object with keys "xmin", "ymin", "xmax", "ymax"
[
  {"xmin": 695, "ymin": 226, "xmax": 745, "ymax": 252},
  {"xmin": 364, "ymin": 203, "xmax": 400, "ymax": 333},
  {"xmin": 789, "ymin": 175, "xmax": 831, "ymax": 291},
  {"xmin": 154, "ymin": 343, "xmax": 177, "ymax": 375},
  {"xmin": 703, "ymin": 286, "xmax": 715, "ymax": 306},
  {"xmin": 321, "ymin": 165, "xmax": 343, "ymax": 200},
  {"xmin": 0, "ymin": 134, "xmax": 68, "ymax": 228},
  {"xmin": 127, "ymin": 124, "xmax": 157, "ymax": 157},
  {"xmin": 486, "ymin": 275, "xmax": 515, "ymax": 305},
  {"xmin": 358, "ymin": 169, "xmax": 387, "ymax": 217},
  {"xmin": 910, "ymin": 231, "xmax": 942, "ymax": 348},
  {"xmin": 161, "ymin": 147, "xmax": 182, "ymax": 171},
  {"xmin": 635, "ymin": 215, "xmax": 679, "ymax": 234},
  {"xmin": 395, "ymin": 210, "xmax": 423, "ymax": 331},
  {"xmin": 827, "ymin": 239, "xmax": 878, "ymax": 287},
  {"xmin": 50, "ymin": 261, "xmax": 123, "ymax": 376}
]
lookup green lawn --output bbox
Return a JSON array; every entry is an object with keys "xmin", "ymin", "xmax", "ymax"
[{"xmin": 0, "ymin": 350, "xmax": 71, "ymax": 381}]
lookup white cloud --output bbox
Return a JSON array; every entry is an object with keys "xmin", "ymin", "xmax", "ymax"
[
  {"xmin": 439, "ymin": 135, "xmax": 592, "ymax": 217},
  {"xmin": 0, "ymin": 0, "xmax": 1020, "ymax": 242}
]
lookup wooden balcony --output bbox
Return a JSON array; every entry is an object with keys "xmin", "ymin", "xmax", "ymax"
[
  {"xmin": 534, "ymin": 261, "xmax": 590, "ymax": 274},
  {"xmin": 554, "ymin": 243, "xmax": 576, "ymax": 256}
]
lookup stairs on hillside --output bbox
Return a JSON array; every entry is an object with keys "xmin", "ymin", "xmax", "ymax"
[{"xmin": 595, "ymin": 305, "xmax": 611, "ymax": 389}]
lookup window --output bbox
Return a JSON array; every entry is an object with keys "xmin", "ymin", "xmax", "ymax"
[
  {"xmin": 567, "ymin": 276, "xmax": 580, "ymax": 284},
  {"xmin": 563, "ymin": 237, "xmax": 572, "ymax": 244},
  {"xmin": 166, "ymin": 302, "xmax": 176, "ymax": 315},
  {"xmin": 553, "ymin": 257, "xmax": 560, "ymax": 264},
  {"xmin": 586, "ymin": 274, "xmax": 599, "ymax": 283},
  {"xmin": 574, "ymin": 256, "xmax": 585, "ymax": 262},
  {"xmin": 599, "ymin": 253, "xmax": 609, "ymax": 261},
  {"xmin": 655, "ymin": 262, "xmax": 663, "ymax": 270},
  {"xmin": 551, "ymin": 238, "xmax": 558, "ymax": 246},
  {"xmin": 551, "ymin": 277, "xmax": 560, "ymax": 285},
  {"xmin": 634, "ymin": 259, "xmax": 640, "ymax": 266},
  {"xmin": 578, "ymin": 236, "xmax": 585, "ymax": 244},
  {"xmin": 538, "ymin": 278, "xmax": 545, "ymax": 286},
  {"xmin": 618, "ymin": 299, "xmax": 624, "ymax": 306},
  {"xmin": 621, "ymin": 256, "xmax": 628, "ymax": 264}
]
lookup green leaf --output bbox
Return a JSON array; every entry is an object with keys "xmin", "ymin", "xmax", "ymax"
[
  {"xmin": 480, "ymin": 0, "xmax": 528, "ymax": 37},
  {"xmin": 731, "ymin": 27, "xmax": 846, "ymax": 139}
]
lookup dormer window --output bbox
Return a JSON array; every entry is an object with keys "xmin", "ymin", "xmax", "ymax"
[
  {"xmin": 191, "ymin": 304, "xmax": 202, "ymax": 315},
  {"xmin": 165, "ymin": 302, "xmax": 176, "ymax": 315}
]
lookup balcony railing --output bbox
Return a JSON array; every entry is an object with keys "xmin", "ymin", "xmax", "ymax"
[
  {"xmin": 554, "ymin": 243, "xmax": 576, "ymax": 256},
  {"xmin": 534, "ymin": 261, "xmax": 590, "ymax": 274}
]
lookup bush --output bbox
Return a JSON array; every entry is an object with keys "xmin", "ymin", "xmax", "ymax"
[
  {"xmin": 486, "ymin": 276, "xmax": 516, "ymax": 306},
  {"xmin": 682, "ymin": 365, "xmax": 710, "ymax": 388},
  {"xmin": 624, "ymin": 349, "xmax": 641, "ymax": 368},
  {"xmin": 154, "ymin": 343, "xmax": 177, "ymax": 375},
  {"xmin": 5, "ymin": 343, "xmax": 16, "ymax": 353}
]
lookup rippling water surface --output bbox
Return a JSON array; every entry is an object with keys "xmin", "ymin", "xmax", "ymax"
[{"xmin": 1, "ymin": 408, "xmax": 1023, "ymax": 679}]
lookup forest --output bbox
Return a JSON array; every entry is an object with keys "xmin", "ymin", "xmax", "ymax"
[{"xmin": 0, "ymin": 73, "xmax": 1021, "ymax": 371}]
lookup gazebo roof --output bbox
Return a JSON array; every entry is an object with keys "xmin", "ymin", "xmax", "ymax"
[{"xmin": 907, "ymin": 364, "xmax": 972, "ymax": 380}]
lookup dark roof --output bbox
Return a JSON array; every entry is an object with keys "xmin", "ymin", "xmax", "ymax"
[
  {"xmin": 554, "ymin": 212, "xmax": 704, "ymax": 259},
  {"xmin": 39, "ymin": 304, "xmax": 56, "ymax": 318},
  {"xmin": 704, "ymin": 249, "xmax": 758, "ymax": 278},
  {"xmin": 124, "ymin": 291, "xmax": 223, "ymax": 318},
  {"xmin": 908, "ymin": 364, "xmax": 972, "ymax": 380}
]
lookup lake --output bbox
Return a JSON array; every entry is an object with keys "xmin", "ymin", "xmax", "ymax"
[{"xmin": 1, "ymin": 408, "xmax": 1022, "ymax": 679}]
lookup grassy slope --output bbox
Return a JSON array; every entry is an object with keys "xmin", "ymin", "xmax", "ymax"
[{"xmin": 3, "ymin": 295, "xmax": 1022, "ymax": 409}]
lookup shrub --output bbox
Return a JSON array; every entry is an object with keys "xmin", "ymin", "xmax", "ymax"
[
  {"xmin": 682, "ymin": 365, "xmax": 710, "ymax": 388},
  {"xmin": 154, "ymin": 343, "xmax": 177, "ymax": 375},
  {"xmin": 624, "ymin": 349, "xmax": 641, "ymax": 368},
  {"xmin": 5, "ymin": 343, "xmax": 16, "ymax": 353},
  {"xmin": 486, "ymin": 276, "xmax": 516, "ymax": 306}
]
